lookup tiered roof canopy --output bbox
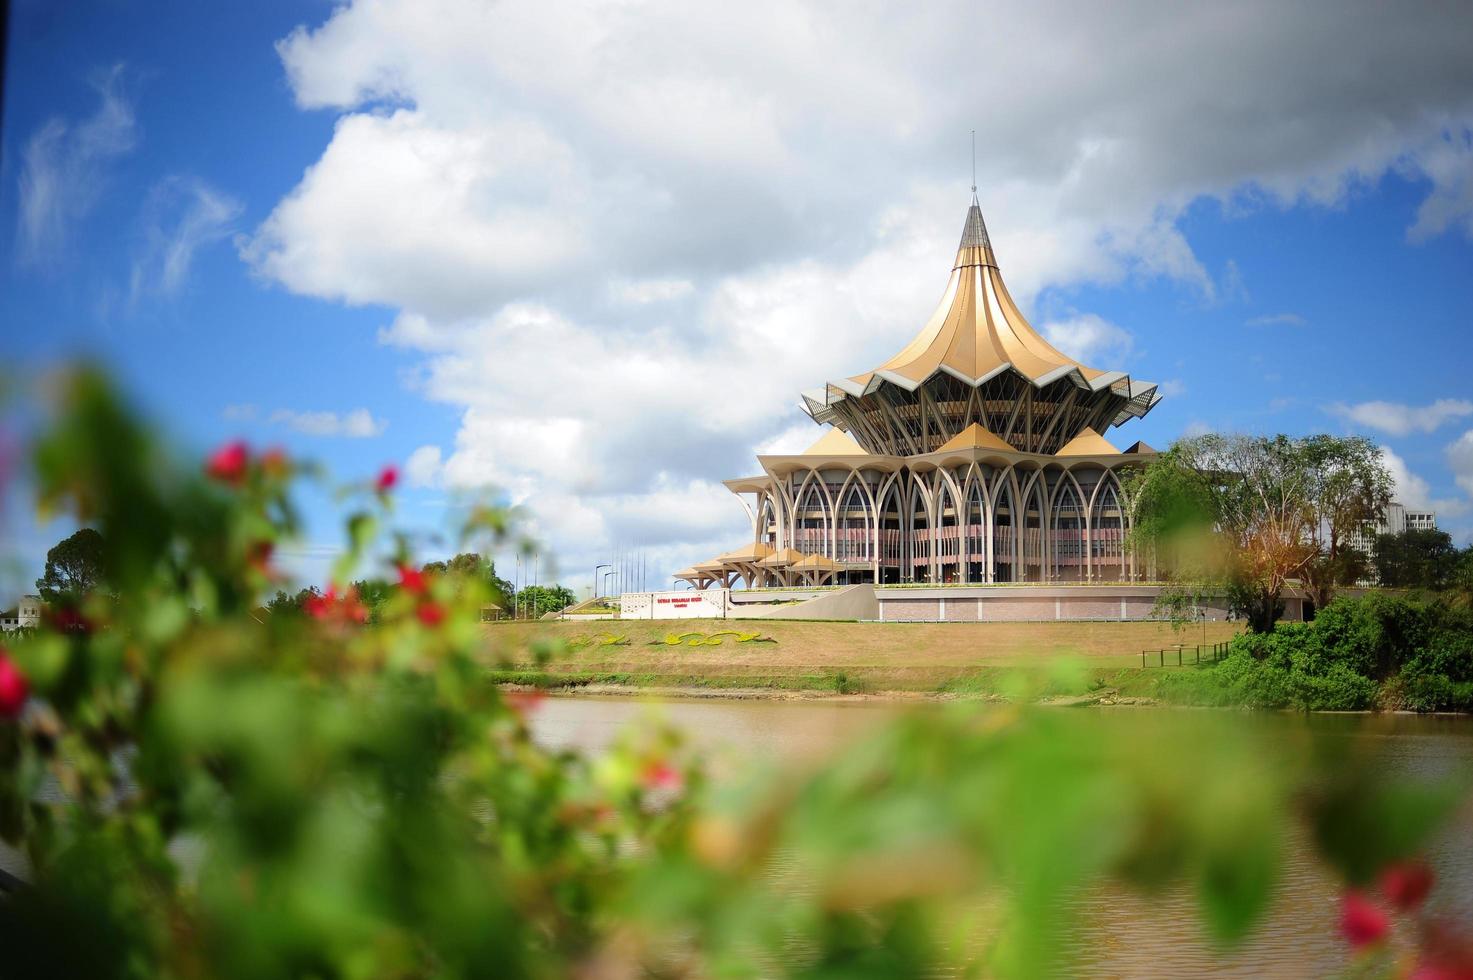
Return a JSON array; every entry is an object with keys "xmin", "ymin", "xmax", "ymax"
[{"xmin": 801, "ymin": 198, "xmax": 1160, "ymax": 456}]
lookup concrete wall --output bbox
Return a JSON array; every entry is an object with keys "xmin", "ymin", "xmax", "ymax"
[
  {"xmin": 740, "ymin": 584, "xmax": 878, "ymax": 620},
  {"xmin": 875, "ymin": 585, "xmax": 1238, "ymax": 623},
  {"xmin": 620, "ymin": 590, "xmax": 731, "ymax": 619}
]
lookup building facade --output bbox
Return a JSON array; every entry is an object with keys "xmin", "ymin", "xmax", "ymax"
[
  {"xmin": 1348, "ymin": 502, "xmax": 1439, "ymax": 557},
  {"xmin": 677, "ymin": 199, "xmax": 1163, "ymax": 590}
]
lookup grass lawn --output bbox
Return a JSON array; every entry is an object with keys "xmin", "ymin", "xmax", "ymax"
[{"xmin": 481, "ymin": 618, "xmax": 1242, "ymax": 696}]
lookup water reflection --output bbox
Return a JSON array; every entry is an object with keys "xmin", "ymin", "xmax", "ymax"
[{"xmin": 532, "ymin": 697, "xmax": 1473, "ymax": 978}]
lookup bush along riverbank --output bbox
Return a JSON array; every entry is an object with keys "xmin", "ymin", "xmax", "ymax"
[{"xmin": 1156, "ymin": 594, "xmax": 1473, "ymax": 712}]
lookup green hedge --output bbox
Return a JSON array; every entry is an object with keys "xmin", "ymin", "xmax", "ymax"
[{"xmin": 1157, "ymin": 593, "xmax": 1473, "ymax": 712}]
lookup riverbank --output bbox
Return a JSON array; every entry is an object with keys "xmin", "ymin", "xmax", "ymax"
[{"xmin": 482, "ymin": 617, "xmax": 1241, "ymax": 698}]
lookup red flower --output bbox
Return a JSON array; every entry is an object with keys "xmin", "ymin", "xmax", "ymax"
[
  {"xmin": 46, "ymin": 607, "xmax": 92, "ymax": 634},
  {"xmin": 0, "ymin": 651, "xmax": 28, "ymax": 719},
  {"xmin": 206, "ymin": 441, "xmax": 249, "ymax": 485},
  {"xmin": 397, "ymin": 564, "xmax": 426, "ymax": 595},
  {"xmin": 342, "ymin": 588, "xmax": 369, "ymax": 625},
  {"xmin": 504, "ymin": 689, "xmax": 546, "ymax": 717},
  {"xmin": 1382, "ymin": 860, "xmax": 1436, "ymax": 912},
  {"xmin": 1341, "ymin": 891, "xmax": 1390, "ymax": 949},
  {"xmin": 1416, "ymin": 919, "xmax": 1473, "ymax": 980},
  {"xmin": 305, "ymin": 587, "xmax": 335, "ymax": 620},
  {"xmin": 641, "ymin": 761, "xmax": 683, "ymax": 792},
  {"xmin": 416, "ymin": 601, "xmax": 445, "ymax": 627},
  {"xmin": 375, "ymin": 465, "xmax": 398, "ymax": 493}
]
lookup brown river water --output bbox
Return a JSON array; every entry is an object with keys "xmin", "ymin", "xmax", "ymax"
[{"xmin": 531, "ymin": 697, "xmax": 1473, "ymax": 978}]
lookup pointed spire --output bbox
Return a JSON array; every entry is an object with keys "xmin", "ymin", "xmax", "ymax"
[
  {"xmin": 954, "ymin": 198, "xmax": 997, "ymax": 269},
  {"xmin": 958, "ymin": 202, "xmax": 990, "ymax": 249}
]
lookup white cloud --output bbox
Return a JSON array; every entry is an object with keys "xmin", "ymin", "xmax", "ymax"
[
  {"xmin": 608, "ymin": 277, "xmax": 696, "ymax": 305},
  {"xmin": 16, "ymin": 65, "xmax": 137, "ymax": 265},
  {"xmin": 1379, "ymin": 446, "xmax": 1437, "ymax": 509},
  {"xmin": 223, "ymin": 403, "xmax": 258, "ymax": 421},
  {"xmin": 1245, "ymin": 312, "xmax": 1307, "ymax": 327},
  {"xmin": 1448, "ymin": 430, "xmax": 1473, "ymax": 497},
  {"xmin": 1157, "ymin": 379, "xmax": 1187, "ymax": 397},
  {"xmin": 1380, "ymin": 445, "xmax": 1468, "ymax": 518},
  {"xmin": 405, "ymin": 445, "xmax": 444, "ymax": 487},
  {"xmin": 269, "ymin": 408, "xmax": 387, "ymax": 438},
  {"xmin": 1041, "ymin": 313, "xmax": 1134, "ymax": 365},
  {"xmin": 1328, "ymin": 399, "xmax": 1473, "ymax": 436},
  {"xmin": 130, "ymin": 176, "xmax": 243, "ymax": 301},
  {"xmin": 246, "ymin": 0, "xmax": 1473, "ymax": 584}
]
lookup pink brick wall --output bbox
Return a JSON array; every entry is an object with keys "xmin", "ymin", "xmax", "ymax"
[
  {"xmin": 943, "ymin": 599, "xmax": 979, "ymax": 622},
  {"xmin": 979, "ymin": 598, "xmax": 1056, "ymax": 621},
  {"xmin": 884, "ymin": 599, "xmax": 939, "ymax": 621}
]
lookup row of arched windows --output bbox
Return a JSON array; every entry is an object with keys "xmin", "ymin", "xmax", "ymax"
[{"xmin": 769, "ymin": 465, "xmax": 1133, "ymax": 584}]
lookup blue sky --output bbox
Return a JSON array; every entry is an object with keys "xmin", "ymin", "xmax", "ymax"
[{"xmin": 4, "ymin": 0, "xmax": 1473, "ymax": 599}]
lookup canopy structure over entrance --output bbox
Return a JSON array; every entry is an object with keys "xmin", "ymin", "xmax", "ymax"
[{"xmin": 802, "ymin": 198, "xmax": 1160, "ymax": 456}]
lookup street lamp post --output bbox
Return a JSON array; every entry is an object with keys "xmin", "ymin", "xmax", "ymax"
[{"xmin": 593, "ymin": 563, "xmax": 612, "ymax": 598}]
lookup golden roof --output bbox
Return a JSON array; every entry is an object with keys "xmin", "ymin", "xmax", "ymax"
[
  {"xmin": 848, "ymin": 201, "xmax": 1111, "ymax": 388},
  {"xmin": 801, "ymin": 428, "xmax": 868, "ymax": 456},
  {"xmin": 791, "ymin": 553, "xmax": 843, "ymax": 571},
  {"xmin": 757, "ymin": 547, "xmax": 806, "ymax": 567},
  {"xmin": 803, "ymin": 199, "xmax": 1159, "ymax": 429},
  {"xmin": 934, "ymin": 421, "xmax": 1015, "ymax": 454},
  {"xmin": 716, "ymin": 542, "xmax": 775, "ymax": 563},
  {"xmin": 1055, "ymin": 427, "xmax": 1120, "ymax": 457}
]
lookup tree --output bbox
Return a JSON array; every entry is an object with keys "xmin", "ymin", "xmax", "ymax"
[
  {"xmin": 1373, "ymin": 529, "xmax": 1461, "ymax": 589},
  {"xmin": 1299, "ymin": 435, "xmax": 1392, "ymax": 608},
  {"xmin": 1128, "ymin": 434, "xmax": 1383, "ymax": 632},
  {"xmin": 513, "ymin": 584, "xmax": 576, "ymax": 618},
  {"xmin": 36, "ymin": 527, "xmax": 107, "ymax": 603},
  {"xmin": 421, "ymin": 553, "xmax": 513, "ymax": 603}
]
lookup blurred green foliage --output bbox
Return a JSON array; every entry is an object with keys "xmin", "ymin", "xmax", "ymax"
[{"xmin": 1, "ymin": 368, "xmax": 1468, "ymax": 977}]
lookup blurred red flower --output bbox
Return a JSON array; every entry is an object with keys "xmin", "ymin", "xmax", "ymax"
[
  {"xmin": 206, "ymin": 441, "xmax": 249, "ymax": 485},
  {"xmin": 0, "ymin": 651, "xmax": 28, "ymax": 719},
  {"xmin": 1382, "ymin": 860, "xmax": 1436, "ymax": 912},
  {"xmin": 398, "ymin": 564, "xmax": 426, "ymax": 595},
  {"xmin": 503, "ymin": 689, "xmax": 546, "ymax": 717},
  {"xmin": 375, "ymin": 466, "xmax": 398, "ymax": 493},
  {"xmin": 305, "ymin": 588, "xmax": 335, "ymax": 620},
  {"xmin": 641, "ymin": 761, "xmax": 682, "ymax": 792},
  {"xmin": 417, "ymin": 602, "xmax": 445, "ymax": 627},
  {"xmin": 1341, "ymin": 891, "xmax": 1390, "ymax": 949}
]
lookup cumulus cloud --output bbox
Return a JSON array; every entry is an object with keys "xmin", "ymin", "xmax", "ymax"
[
  {"xmin": 269, "ymin": 408, "xmax": 387, "ymax": 438},
  {"xmin": 246, "ymin": 0, "xmax": 1473, "ymax": 582},
  {"xmin": 405, "ymin": 445, "xmax": 444, "ymax": 487},
  {"xmin": 1448, "ymin": 430, "xmax": 1473, "ymax": 496},
  {"xmin": 1328, "ymin": 399, "xmax": 1473, "ymax": 436},
  {"xmin": 1246, "ymin": 312, "xmax": 1307, "ymax": 327},
  {"xmin": 16, "ymin": 65, "xmax": 137, "ymax": 265},
  {"xmin": 130, "ymin": 176, "xmax": 243, "ymax": 301},
  {"xmin": 1040, "ymin": 313, "xmax": 1135, "ymax": 366},
  {"xmin": 1379, "ymin": 446, "xmax": 1437, "ymax": 509},
  {"xmin": 1380, "ymin": 445, "xmax": 1469, "ymax": 519}
]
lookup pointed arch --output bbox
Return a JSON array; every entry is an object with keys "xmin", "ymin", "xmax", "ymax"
[
  {"xmin": 834, "ymin": 470, "xmax": 877, "ymax": 576},
  {"xmin": 793, "ymin": 470, "xmax": 833, "ymax": 558},
  {"xmin": 991, "ymin": 467, "xmax": 1018, "ymax": 583},
  {"xmin": 1016, "ymin": 467, "xmax": 1048, "ymax": 582},
  {"xmin": 962, "ymin": 467, "xmax": 989, "ymax": 583},
  {"xmin": 907, "ymin": 477, "xmax": 933, "ymax": 583},
  {"xmin": 1050, "ymin": 471, "xmax": 1087, "ymax": 582},
  {"xmin": 1088, "ymin": 469, "xmax": 1127, "ymax": 583},
  {"xmin": 934, "ymin": 474, "xmax": 963, "ymax": 583},
  {"xmin": 876, "ymin": 476, "xmax": 904, "ymax": 584}
]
